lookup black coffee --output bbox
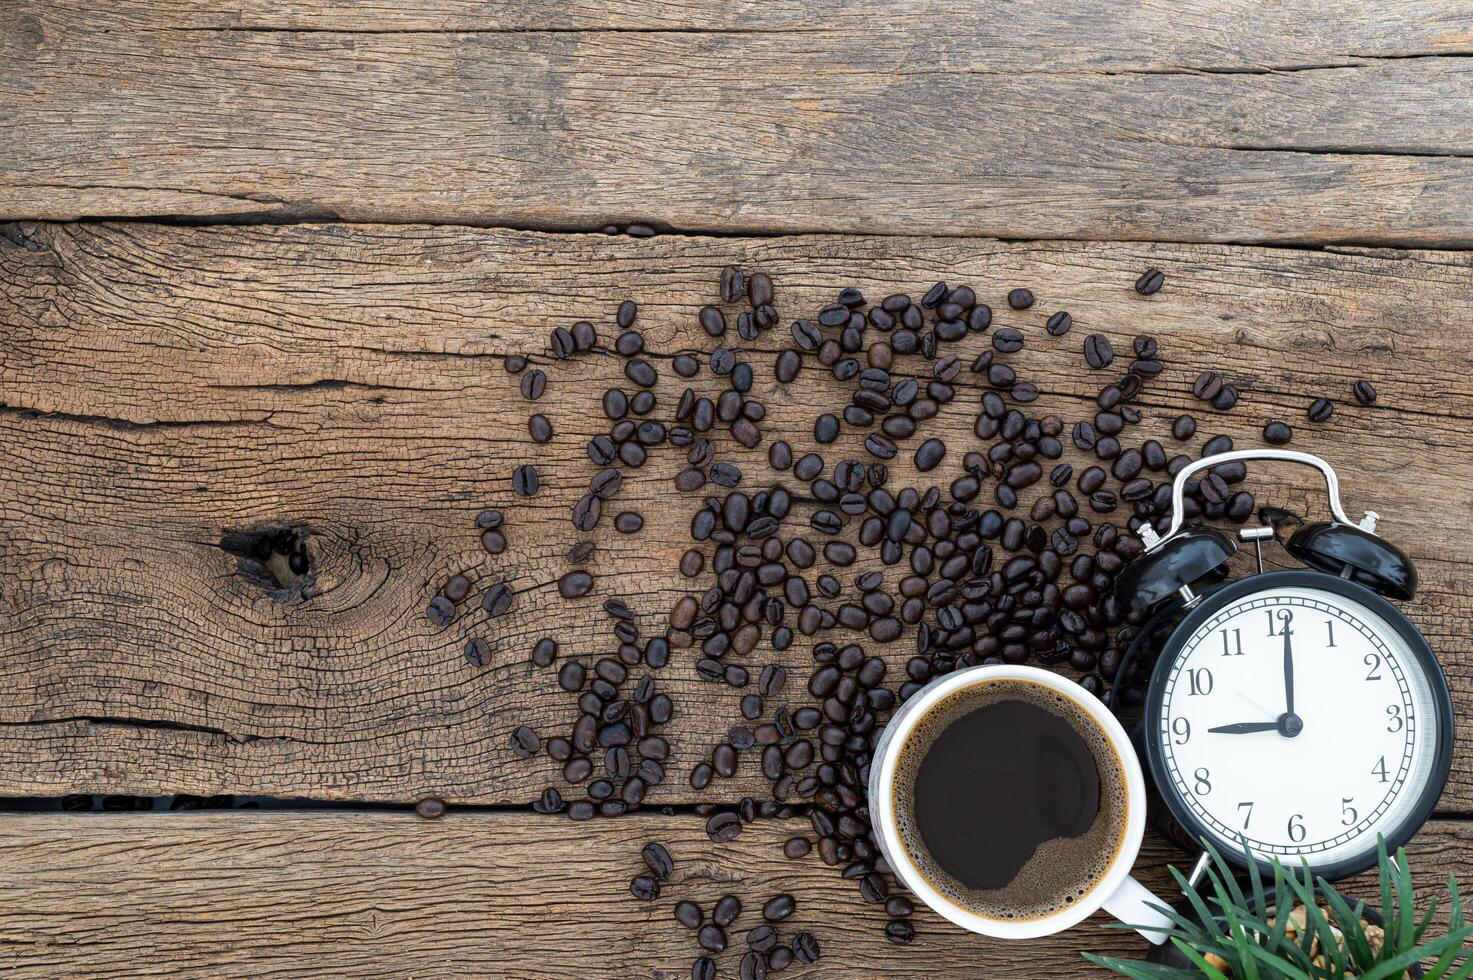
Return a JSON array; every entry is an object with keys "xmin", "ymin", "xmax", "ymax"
[{"xmin": 892, "ymin": 679, "xmax": 1128, "ymax": 921}]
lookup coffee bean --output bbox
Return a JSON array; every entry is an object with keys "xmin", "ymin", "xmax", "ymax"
[
  {"xmin": 914, "ymin": 438, "xmax": 945, "ymax": 472},
  {"xmin": 1083, "ymin": 333, "xmax": 1114, "ymax": 369},
  {"xmin": 1172, "ymin": 414, "xmax": 1197, "ymax": 440},
  {"xmin": 572, "ymin": 494, "xmax": 601, "ymax": 532},
  {"xmin": 504, "ymin": 355, "xmax": 527, "ymax": 374},
  {"xmin": 1135, "ymin": 268, "xmax": 1165, "ymax": 295},
  {"xmin": 642, "ymin": 842, "xmax": 674, "ymax": 880},
  {"xmin": 720, "ymin": 265, "xmax": 746, "ymax": 303},
  {"xmin": 698, "ymin": 924, "xmax": 728, "ymax": 953},
  {"xmin": 512, "ymin": 465, "xmax": 539, "ymax": 497},
  {"xmin": 1308, "ymin": 397, "xmax": 1334, "ymax": 423},
  {"xmin": 692, "ymin": 957, "xmax": 716, "ymax": 980},
  {"xmin": 814, "ymin": 414, "xmax": 840, "ymax": 444},
  {"xmin": 625, "ymin": 359, "xmax": 657, "ymax": 388},
  {"xmin": 748, "ymin": 272, "xmax": 774, "ymax": 307},
  {"xmin": 1211, "ymin": 383, "xmax": 1239, "ymax": 411},
  {"xmin": 1007, "ymin": 288, "xmax": 1034, "ymax": 310},
  {"xmin": 510, "ymin": 724, "xmax": 540, "ymax": 758},
  {"xmin": 549, "ymin": 326, "xmax": 574, "ymax": 358},
  {"xmin": 464, "ymin": 637, "xmax": 491, "ymax": 666},
  {"xmin": 559, "ymin": 571, "xmax": 593, "ymax": 598},
  {"xmin": 528, "ymin": 414, "xmax": 553, "ymax": 443},
  {"xmin": 885, "ymin": 920, "xmax": 915, "ymax": 944},
  {"xmin": 992, "ymin": 328, "xmax": 1024, "ymax": 353},
  {"xmin": 630, "ymin": 874, "xmax": 661, "ymax": 900},
  {"xmin": 615, "ymin": 511, "xmax": 644, "ymax": 534},
  {"xmin": 1263, "ymin": 420, "xmax": 1293, "ymax": 444},
  {"xmin": 481, "ymin": 582, "xmax": 514, "ymax": 616},
  {"xmin": 783, "ymin": 837, "xmax": 811, "ymax": 858},
  {"xmin": 763, "ymin": 895, "xmax": 796, "ymax": 921},
  {"xmin": 520, "ymin": 369, "xmax": 547, "ymax": 400},
  {"xmin": 740, "ymin": 951, "xmax": 766, "ymax": 980},
  {"xmin": 792, "ymin": 933, "xmax": 820, "ymax": 964},
  {"xmin": 747, "ymin": 925, "xmax": 777, "ymax": 954},
  {"xmin": 714, "ymin": 894, "xmax": 742, "ymax": 926},
  {"xmin": 1192, "ymin": 370, "xmax": 1222, "ymax": 401},
  {"xmin": 1353, "ymin": 379, "xmax": 1377, "ymax": 404},
  {"xmin": 707, "ymin": 811, "xmax": 742, "ymax": 843},
  {"xmin": 676, "ymin": 900, "xmax": 704, "ymax": 929},
  {"xmin": 1045, "ymin": 311, "xmax": 1072, "ymax": 336},
  {"xmin": 531, "ymin": 637, "xmax": 558, "ymax": 667}
]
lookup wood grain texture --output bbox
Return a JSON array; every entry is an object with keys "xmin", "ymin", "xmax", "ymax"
[
  {"xmin": 0, "ymin": 811, "xmax": 1467, "ymax": 978},
  {"xmin": 1, "ymin": 221, "xmax": 1471, "ymax": 808},
  {"xmin": 4, "ymin": 1, "xmax": 1473, "ymax": 241}
]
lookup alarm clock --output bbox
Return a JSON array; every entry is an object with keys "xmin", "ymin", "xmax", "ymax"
[{"xmin": 1113, "ymin": 449, "xmax": 1453, "ymax": 881}]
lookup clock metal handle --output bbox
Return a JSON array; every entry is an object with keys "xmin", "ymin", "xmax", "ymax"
[{"xmin": 1152, "ymin": 449, "xmax": 1356, "ymax": 550}]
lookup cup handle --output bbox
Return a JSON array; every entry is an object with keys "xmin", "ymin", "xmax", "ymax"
[{"xmin": 1102, "ymin": 875, "xmax": 1175, "ymax": 944}]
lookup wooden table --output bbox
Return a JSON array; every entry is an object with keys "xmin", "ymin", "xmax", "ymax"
[{"xmin": 3, "ymin": 2, "xmax": 1473, "ymax": 975}]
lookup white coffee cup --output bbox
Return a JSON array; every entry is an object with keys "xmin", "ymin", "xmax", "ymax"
[{"xmin": 869, "ymin": 664, "xmax": 1174, "ymax": 942}]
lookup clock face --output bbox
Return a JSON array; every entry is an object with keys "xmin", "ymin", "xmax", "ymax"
[{"xmin": 1156, "ymin": 581, "xmax": 1445, "ymax": 870}]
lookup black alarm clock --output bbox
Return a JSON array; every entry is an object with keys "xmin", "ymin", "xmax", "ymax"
[{"xmin": 1113, "ymin": 449, "xmax": 1453, "ymax": 881}]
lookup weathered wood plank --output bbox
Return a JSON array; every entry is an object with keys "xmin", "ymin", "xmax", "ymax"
[
  {"xmin": 0, "ymin": 811, "xmax": 1467, "ymax": 977},
  {"xmin": 1, "ymin": 222, "xmax": 1470, "ymax": 808},
  {"xmin": 4, "ymin": 3, "xmax": 1473, "ymax": 241}
]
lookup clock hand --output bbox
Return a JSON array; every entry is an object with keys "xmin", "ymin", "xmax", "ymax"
[
  {"xmin": 1207, "ymin": 721, "xmax": 1281, "ymax": 734},
  {"xmin": 1282, "ymin": 624, "xmax": 1295, "ymax": 717}
]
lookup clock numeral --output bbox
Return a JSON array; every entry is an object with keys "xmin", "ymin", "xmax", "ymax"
[
  {"xmin": 1187, "ymin": 668, "xmax": 1214, "ymax": 697},
  {"xmin": 1341, "ymin": 798, "xmax": 1359, "ymax": 826},
  {"xmin": 1364, "ymin": 653, "xmax": 1383, "ymax": 681},
  {"xmin": 1266, "ymin": 608, "xmax": 1294, "ymax": 637},
  {"xmin": 1373, "ymin": 756, "xmax": 1390, "ymax": 784},
  {"xmin": 1193, "ymin": 768, "xmax": 1212, "ymax": 796},
  {"xmin": 1287, "ymin": 814, "xmax": 1306, "ymax": 843},
  {"xmin": 1326, "ymin": 620, "xmax": 1338, "ymax": 648},
  {"xmin": 1237, "ymin": 802, "xmax": 1254, "ymax": 829},
  {"xmin": 1219, "ymin": 628, "xmax": 1243, "ymax": 657},
  {"xmin": 1386, "ymin": 704, "xmax": 1404, "ymax": 733},
  {"xmin": 1171, "ymin": 717, "xmax": 1191, "ymax": 745}
]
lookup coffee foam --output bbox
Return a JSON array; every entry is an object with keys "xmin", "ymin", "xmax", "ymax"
[{"xmin": 891, "ymin": 679, "xmax": 1129, "ymax": 922}]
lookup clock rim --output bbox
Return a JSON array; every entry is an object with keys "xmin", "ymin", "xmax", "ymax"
[{"xmin": 1142, "ymin": 568, "xmax": 1454, "ymax": 881}]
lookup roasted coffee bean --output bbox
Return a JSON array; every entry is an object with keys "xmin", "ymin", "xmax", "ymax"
[
  {"xmin": 1135, "ymin": 268, "xmax": 1165, "ymax": 295},
  {"xmin": 1192, "ymin": 370, "xmax": 1223, "ymax": 401},
  {"xmin": 1172, "ymin": 414, "xmax": 1197, "ymax": 440},
  {"xmin": 559, "ymin": 571, "xmax": 594, "ymax": 598},
  {"xmin": 1263, "ymin": 420, "xmax": 1293, "ymax": 444},
  {"xmin": 814, "ymin": 414, "xmax": 840, "ymax": 444},
  {"xmin": 1007, "ymin": 288, "xmax": 1034, "ymax": 310},
  {"xmin": 740, "ymin": 951, "xmax": 766, "ymax": 980},
  {"xmin": 415, "ymin": 798, "xmax": 446, "ymax": 819},
  {"xmin": 676, "ymin": 900, "xmax": 704, "ymax": 929},
  {"xmin": 510, "ymin": 724, "xmax": 541, "ymax": 758},
  {"xmin": 692, "ymin": 957, "xmax": 717, "ymax": 980},
  {"xmin": 531, "ymin": 637, "xmax": 558, "ymax": 667},
  {"xmin": 885, "ymin": 920, "xmax": 915, "ymax": 944},
  {"xmin": 698, "ymin": 924, "xmax": 729, "ymax": 953},
  {"xmin": 504, "ymin": 355, "xmax": 527, "ymax": 374},
  {"xmin": 713, "ymin": 894, "xmax": 742, "ymax": 927},
  {"xmin": 481, "ymin": 582, "xmax": 514, "ymax": 616},
  {"xmin": 792, "ymin": 933, "xmax": 820, "ymax": 964},
  {"xmin": 625, "ymin": 359, "xmax": 657, "ymax": 387},
  {"xmin": 1211, "ymin": 383, "xmax": 1239, "ymax": 410},
  {"xmin": 1353, "ymin": 379, "xmax": 1377, "ymax": 404},
  {"xmin": 630, "ymin": 874, "xmax": 661, "ymax": 900},
  {"xmin": 520, "ymin": 369, "xmax": 547, "ymax": 400},
  {"xmin": 1045, "ymin": 310, "xmax": 1073, "ymax": 336},
  {"xmin": 1083, "ymin": 333, "xmax": 1114, "ymax": 369},
  {"xmin": 464, "ymin": 637, "xmax": 491, "ymax": 666},
  {"xmin": 512, "ymin": 465, "xmax": 539, "ymax": 497},
  {"xmin": 992, "ymin": 328, "xmax": 1024, "ymax": 353},
  {"xmin": 747, "ymin": 925, "xmax": 778, "ymax": 954},
  {"xmin": 572, "ymin": 494, "xmax": 601, "ymax": 531},
  {"xmin": 1308, "ymin": 397, "xmax": 1334, "ymax": 423},
  {"xmin": 914, "ymin": 438, "xmax": 946, "ymax": 472},
  {"xmin": 615, "ymin": 511, "xmax": 644, "ymax": 533},
  {"xmin": 763, "ymin": 895, "xmax": 796, "ymax": 921},
  {"xmin": 642, "ymin": 842, "xmax": 674, "ymax": 880},
  {"xmin": 783, "ymin": 837, "xmax": 811, "ymax": 858}
]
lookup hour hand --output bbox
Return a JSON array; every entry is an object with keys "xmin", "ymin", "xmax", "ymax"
[{"xmin": 1207, "ymin": 721, "xmax": 1280, "ymax": 734}]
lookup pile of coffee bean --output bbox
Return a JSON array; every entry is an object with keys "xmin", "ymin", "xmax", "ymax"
[
  {"xmin": 629, "ymin": 843, "xmax": 819, "ymax": 978},
  {"xmin": 425, "ymin": 261, "xmax": 1379, "ymax": 973}
]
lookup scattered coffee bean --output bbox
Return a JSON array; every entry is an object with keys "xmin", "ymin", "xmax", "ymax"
[
  {"xmin": 1353, "ymin": 379, "xmax": 1377, "ymax": 405},
  {"xmin": 1135, "ymin": 268, "xmax": 1165, "ymax": 295}
]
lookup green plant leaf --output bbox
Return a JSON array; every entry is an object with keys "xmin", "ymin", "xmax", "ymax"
[
  {"xmin": 1081, "ymin": 952, "xmax": 1206, "ymax": 979},
  {"xmin": 1318, "ymin": 879, "xmax": 1375, "ymax": 970},
  {"xmin": 1359, "ymin": 924, "xmax": 1473, "ymax": 980},
  {"xmin": 1171, "ymin": 938, "xmax": 1235, "ymax": 980},
  {"xmin": 1241, "ymin": 940, "xmax": 1315, "ymax": 979},
  {"xmin": 1429, "ymin": 878, "xmax": 1469, "ymax": 978}
]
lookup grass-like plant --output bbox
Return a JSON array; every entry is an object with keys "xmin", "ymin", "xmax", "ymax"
[{"xmin": 1085, "ymin": 838, "xmax": 1473, "ymax": 979}]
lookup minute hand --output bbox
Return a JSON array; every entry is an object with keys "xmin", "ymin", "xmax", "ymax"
[
  {"xmin": 1282, "ymin": 625, "xmax": 1295, "ymax": 716},
  {"xmin": 1207, "ymin": 721, "xmax": 1281, "ymax": 734}
]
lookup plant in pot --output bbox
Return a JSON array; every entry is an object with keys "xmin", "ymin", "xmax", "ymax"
[{"xmin": 1085, "ymin": 839, "xmax": 1473, "ymax": 979}]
